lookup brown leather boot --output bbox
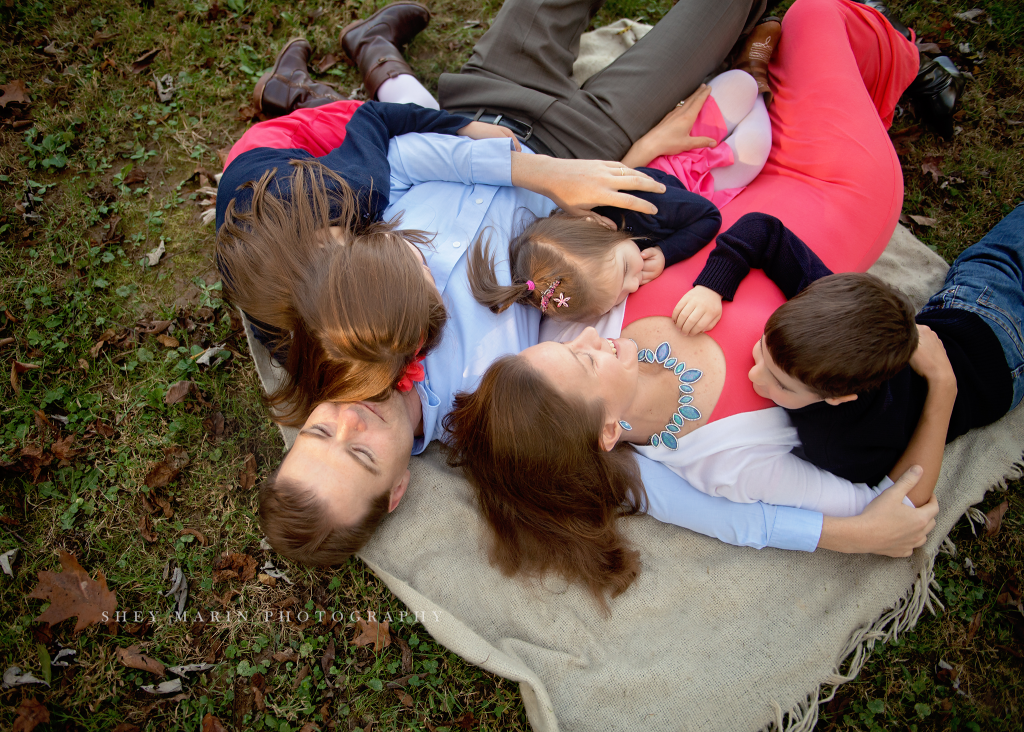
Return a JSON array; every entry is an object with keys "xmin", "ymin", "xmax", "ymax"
[
  {"xmin": 732, "ymin": 16, "xmax": 781, "ymax": 105},
  {"xmin": 340, "ymin": 2, "xmax": 431, "ymax": 100},
  {"xmin": 253, "ymin": 38, "xmax": 345, "ymax": 119}
]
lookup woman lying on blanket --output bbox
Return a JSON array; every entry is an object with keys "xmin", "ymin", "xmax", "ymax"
[
  {"xmin": 443, "ymin": 0, "xmax": 957, "ymax": 602},
  {"xmin": 221, "ymin": 0, "xmax": 938, "ymax": 576}
]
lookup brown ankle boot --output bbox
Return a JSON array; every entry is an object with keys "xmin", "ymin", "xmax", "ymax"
[
  {"xmin": 340, "ymin": 2, "xmax": 431, "ymax": 100},
  {"xmin": 253, "ymin": 38, "xmax": 345, "ymax": 119},
  {"xmin": 732, "ymin": 17, "xmax": 781, "ymax": 105}
]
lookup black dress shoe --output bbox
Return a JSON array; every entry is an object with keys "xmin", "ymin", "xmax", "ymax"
[{"xmin": 906, "ymin": 55, "xmax": 966, "ymax": 139}]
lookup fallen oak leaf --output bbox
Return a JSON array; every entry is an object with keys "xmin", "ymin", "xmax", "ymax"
[
  {"xmin": 27, "ymin": 550, "xmax": 117, "ymax": 633},
  {"xmin": 131, "ymin": 48, "xmax": 161, "ymax": 74},
  {"xmin": 351, "ymin": 618, "xmax": 391, "ymax": 652},
  {"xmin": 11, "ymin": 360, "xmax": 41, "ymax": 395},
  {"xmin": 212, "ymin": 552, "xmax": 257, "ymax": 583},
  {"xmin": 156, "ymin": 334, "xmax": 179, "ymax": 348},
  {"xmin": 139, "ymin": 513, "xmax": 158, "ymax": 543},
  {"xmin": 0, "ymin": 81, "xmax": 31, "ymax": 109},
  {"xmin": 144, "ymin": 461, "xmax": 180, "ymax": 490},
  {"xmin": 116, "ymin": 644, "xmax": 167, "ymax": 676},
  {"xmin": 90, "ymin": 31, "xmax": 117, "ymax": 48},
  {"xmin": 921, "ymin": 161, "xmax": 942, "ymax": 183},
  {"xmin": 984, "ymin": 500, "xmax": 1009, "ymax": 536},
  {"xmin": 12, "ymin": 698, "xmax": 49, "ymax": 732},
  {"xmin": 203, "ymin": 411, "xmax": 225, "ymax": 437}
]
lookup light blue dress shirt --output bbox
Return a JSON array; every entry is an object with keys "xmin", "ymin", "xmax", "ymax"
[{"xmin": 383, "ymin": 132, "xmax": 823, "ymax": 552}]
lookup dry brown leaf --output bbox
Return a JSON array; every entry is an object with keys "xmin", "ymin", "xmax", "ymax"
[
  {"xmin": 351, "ymin": 618, "xmax": 391, "ymax": 652},
  {"xmin": 394, "ymin": 636, "xmax": 413, "ymax": 674},
  {"xmin": 11, "ymin": 360, "xmax": 41, "ymax": 395},
  {"xmin": 203, "ymin": 411, "xmax": 225, "ymax": 437},
  {"xmin": 93, "ymin": 419, "xmax": 115, "ymax": 439},
  {"xmin": 117, "ymin": 644, "xmax": 167, "ymax": 676},
  {"xmin": 0, "ymin": 337, "xmax": 15, "ymax": 347},
  {"xmin": 144, "ymin": 461, "xmax": 180, "ymax": 490},
  {"xmin": 454, "ymin": 711, "xmax": 476, "ymax": 731},
  {"xmin": 89, "ymin": 339, "xmax": 106, "ymax": 359},
  {"xmin": 12, "ymin": 698, "xmax": 49, "ymax": 732},
  {"xmin": 179, "ymin": 528, "xmax": 208, "ymax": 546},
  {"xmin": 298, "ymin": 723, "xmax": 321, "ymax": 732},
  {"xmin": 156, "ymin": 334, "xmax": 179, "ymax": 348},
  {"xmin": 320, "ymin": 638, "xmax": 336, "ymax": 678},
  {"xmin": 316, "ymin": 53, "xmax": 338, "ymax": 73},
  {"xmin": 272, "ymin": 648, "xmax": 298, "ymax": 663},
  {"xmin": 985, "ymin": 500, "xmax": 1009, "ymax": 536},
  {"xmin": 112, "ymin": 724, "xmax": 141, "ymax": 732},
  {"xmin": 90, "ymin": 31, "xmax": 117, "ymax": 48},
  {"xmin": 257, "ymin": 573, "xmax": 277, "ymax": 587},
  {"xmin": 921, "ymin": 161, "xmax": 942, "ymax": 183},
  {"xmin": 165, "ymin": 380, "xmax": 194, "ymax": 405},
  {"xmin": 139, "ymin": 513, "xmax": 158, "ymax": 542},
  {"xmin": 0, "ymin": 80, "xmax": 31, "ymax": 109},
  {"xmin": 967, "ymin": 611, "xmax": 983, "ymax": 643},
  {"xmin": 239, "ymin": 453, "xmax": 257, "ymax": 491},
  {"xmin": 395, "ymin": 689, "xmax": 414, "ymax": 707},
  {"xmin": 213, "ymin": 552, "xmax": 257, "ymax": 583},
  {"xmin": 252, "ymin": 684, "xmax": 266, "ymax": 711},
  {"xmin": 131, "ymin": 48, "xmax": 161, "ymax": 74},
  {"xmin": 137, "ymin": 319, "xmax": 173, "ymax": 334},
  {"xmin": 27, "ymin": 550, "xmax": 117, "ymax": 633},
  {"xmin": 77, "ymin": 358, "xmax": 89, "ymax": 371},
  {"xmin": 153, "ymin": 495, "xmax": 174, "ymax": 519},
  {"xmin": 201, "ymin": 714, "xmax": 228, "ymax": 732},
  {"xmin": 908, "ymin": 214, "xmax": 938, "ymax": 227},
  {"xmin": 51, "ymin": 434, "xmax": 79, "ymax": 465}
]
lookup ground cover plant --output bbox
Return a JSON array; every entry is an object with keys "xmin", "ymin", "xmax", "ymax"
[{"xmin": 0, "ymin": 0, "xmax": 1021, "ymax": 730}]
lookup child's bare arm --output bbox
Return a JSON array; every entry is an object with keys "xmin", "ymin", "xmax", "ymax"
[
  {"xmin": 672, "ymin": 285, "xmax": 723, "ymax": 335},
  {"xmin": 888, "ymin": 324, "xmax": 957, "ymax": 507}
]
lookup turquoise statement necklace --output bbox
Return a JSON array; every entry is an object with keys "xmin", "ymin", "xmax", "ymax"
[{"xmin": 617, "ymin": 341, "xmax": 702, "ymax": 450}]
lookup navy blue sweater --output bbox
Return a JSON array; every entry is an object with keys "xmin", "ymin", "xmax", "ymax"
[
  {"xmin": 700, "ymin": 212, "xmax": 1011, "ymax": 485},
  {"xmin": 594, "ymin": 168, "xmax": 722, "ymax": 267},
  {"xmin": 215, "ymin": 101, "xmax": 470, "ymax": 232}
]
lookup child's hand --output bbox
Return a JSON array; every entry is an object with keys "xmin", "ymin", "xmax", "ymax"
[
  {"xmin": 672, "ymin": 286, "xmax": 723, "ymax": 335},
  {"xmin": 458, "ymin": 121, "xmax": 522, "ymax": 151},
  {"xmin": 640, "ymin": 247, "xmax": 665, "ymax": 284},
  {"xmin": 909, "ymin": 324, "xmax": 957, "ymax": 389}
]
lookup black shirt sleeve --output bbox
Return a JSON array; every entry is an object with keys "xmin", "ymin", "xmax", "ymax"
[
  {"xmin": 693, "ymin": 212, "xmax": 833, "ymax": 300},
  {"xmin": 592, "ymin": 167, "xmax": 722, "ymax": 267}
]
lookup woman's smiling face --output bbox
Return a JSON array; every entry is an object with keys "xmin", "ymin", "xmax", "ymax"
[{"xmin": 519, "ymin": 327, "xmax": 640, "ymax": 421}]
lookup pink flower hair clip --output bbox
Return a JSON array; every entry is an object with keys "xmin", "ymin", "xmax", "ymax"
[
  {"xmin": 554, "ymin": 293, "xmax": 570, "ymax": 308},
  {"xmin": 539, "ymin": 279, "xmax": 562, "ymax": 312}
]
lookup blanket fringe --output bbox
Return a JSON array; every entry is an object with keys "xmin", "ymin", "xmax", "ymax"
[
  {"xmin": 764, "ymin": 453, "xmax": 1024, "ymax": 732},
  {"xmin": 764, "ymin": 554, "xmax": 942, "ymax": 732}
]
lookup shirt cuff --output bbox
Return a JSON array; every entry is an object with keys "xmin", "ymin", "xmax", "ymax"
[
  {"xmin": 468, "ymin": 138, "xmax": 516, "ymax": 188},
  {"xmin": 693, "ymin": 253, "xmax": 745, "ymax": 301},
  {"xmin": 765, "ymin": 505, "xmax": 823, "ymax": 552}
]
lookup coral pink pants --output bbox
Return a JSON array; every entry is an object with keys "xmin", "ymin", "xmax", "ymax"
[{"xmin": 625, "ymin": 0, "xmax": 919, "ymax": 421}]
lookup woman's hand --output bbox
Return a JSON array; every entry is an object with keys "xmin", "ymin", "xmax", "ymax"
[
  {"xmin": 457, "ymin": 121, "xmax": 522, "ymax": 151},
  {"xmin": 510, "ymin": 154, "xmax": 667, "ymax": 217},
  {"xmin": 818, "ymin": 466, "xmax": 939, "ymax": 556},
  {"xmin": 621, "ymin": 85, "xmax": 718, "ymax": 168},
  {"xmin": 640, "ymin": 247, "xmax": 665, "ymax": 284},
  {"xmin": 671, "ymin": 285, "xmax": 723, "ymax": 335}
]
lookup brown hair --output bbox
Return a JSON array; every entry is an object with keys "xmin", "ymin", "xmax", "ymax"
[
  {"xmin": 442, "ymin": 354, "xmax": 647, "ymax": 610},
  {"xmin": 217, "ymin": 159, "xmax": 447, "ymax": 426},
  {"xmin": 764, "ymin": 273, "xmax": 919, "ymax": 397},
  {"xmin": 258, "ymin": 470, "xmax": 390, "ymax": 566},
  {"xmin": 468, "ymin": 212, "xmax": 638, "ymax": 321}
]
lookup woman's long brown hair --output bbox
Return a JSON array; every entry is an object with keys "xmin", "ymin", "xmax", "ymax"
[
  {"xmin": 217, "ymin": 159, "xmax": 447, "ymax": 426},
  {"xmin": 442, "ymin": 354, "xmax": 647, "ymax": 611}
]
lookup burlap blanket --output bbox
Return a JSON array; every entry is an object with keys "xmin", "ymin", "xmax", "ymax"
[{"xmin": 238, "ymin": 23, "xmax": 1024, "ymax": 732}]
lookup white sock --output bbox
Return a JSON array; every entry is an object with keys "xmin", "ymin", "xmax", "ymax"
[
  {"xmin": 707, "ymin": 69, "xmax": 758, "ymax": 136},
  {"xmin": 710, "ymin": 96, "xmax": 772, "ymax": 190},
  {"xmin": 376, "ymin": 74, "xmax": 440, "ymax": 110}
]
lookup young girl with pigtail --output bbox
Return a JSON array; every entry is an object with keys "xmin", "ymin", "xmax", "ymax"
[{"xmin": 468, "ymin": 70, "xmax": 776, "ymax": 324}]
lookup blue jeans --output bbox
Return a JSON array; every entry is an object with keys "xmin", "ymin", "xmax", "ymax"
[{"xmin": 919, "ymin": 202, "xmax": 1024, "ymax": 411}]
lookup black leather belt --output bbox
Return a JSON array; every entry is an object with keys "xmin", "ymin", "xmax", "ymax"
[{"xmin": 455, "ymin": 109, "xmax": 555, "ymax": 157}]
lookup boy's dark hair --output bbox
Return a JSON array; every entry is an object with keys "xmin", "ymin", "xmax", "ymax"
[{"xmin": 764, "ymin": 273, "xmax": 919, "ymax": 397}]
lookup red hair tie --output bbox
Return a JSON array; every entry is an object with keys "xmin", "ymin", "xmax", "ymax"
[{"xmin": 396, "ymin": 351, "xmax": 426, "ymax": 393}]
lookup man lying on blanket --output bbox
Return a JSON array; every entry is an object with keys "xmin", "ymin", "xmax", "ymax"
[{"xmin": 217, "ymin": 0, "xmax": 938, "ymax": 570}]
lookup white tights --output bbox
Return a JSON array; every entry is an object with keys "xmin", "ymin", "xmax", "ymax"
[
  {"xmin": 704, "ymin": 69, "xmax": 773, "ymax": 191},
  {"xmin": 376, "ymin": 74, "xmax": 440, "ymax": 110}
]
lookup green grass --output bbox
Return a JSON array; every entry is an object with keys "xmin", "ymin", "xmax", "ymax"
[{"xmin": 1, "ymin": 0, "xmax": 1022, "ymax": 730}]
